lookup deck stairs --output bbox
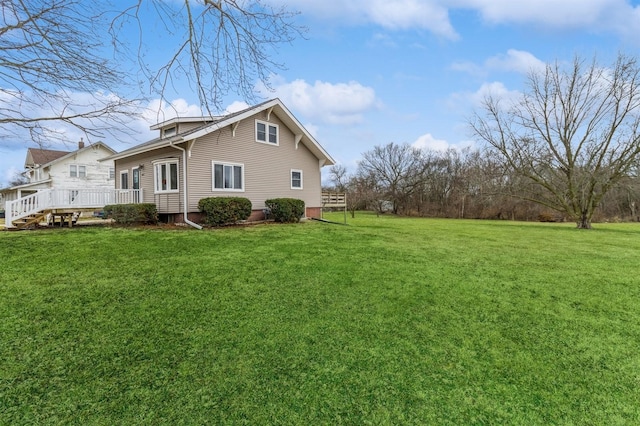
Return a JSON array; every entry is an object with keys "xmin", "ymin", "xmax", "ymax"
[{"xmin": 8, "ymin": 210, "xmax": 52, "ymax": 230}]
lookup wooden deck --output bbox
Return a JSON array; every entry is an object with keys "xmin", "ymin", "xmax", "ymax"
[
  {"xmin": 321, "ymin": 192, "xmax": 347, "ymax": 223},
  {"xmin": 4, "ymin": 188, "xmax": 142, "ymax": 229}
]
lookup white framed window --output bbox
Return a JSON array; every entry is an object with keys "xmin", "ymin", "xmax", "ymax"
[
  {"xmin": 120, "ymin": 170, "xmax": 129, "ymax": 189},
  {"xmin": 212, "ymin": 161, "xmax": 244, "ymax": 191},
  {"xmin": 70, "ymin": 164, "xmax": 86, "ymax": 178},
  {"xmin": 291, "ymin": 169, "xmax": 303, "ymax": 189},
  {"xmin": 153, "ymin": 160, "xmax": 179, "ymax": 193},
  {"xmin": 109, "ymin": 167, "xmax": 115, "ymax": 179},
  {"xmin": 255, "ymin": 120, "xmax": 279, "ymax": 145}
]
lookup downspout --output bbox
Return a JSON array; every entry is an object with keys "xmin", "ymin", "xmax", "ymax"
[{"xmin": 169, "ymin": 139, "xmax": 203, "ymax": 230}]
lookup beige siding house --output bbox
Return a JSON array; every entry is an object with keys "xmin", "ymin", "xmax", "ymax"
[{"xmin": 104, "ymin": 99, "xmax": 335, "ymax": 225}]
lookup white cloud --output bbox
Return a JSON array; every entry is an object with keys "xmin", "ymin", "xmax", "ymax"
[
  {"xmin": 485, "ymin": 49, "xmax": 546, "ymax": 74},
  {"xmin": 260, "ymin": 76, "xmax": 379, "ymax": 125},
  {"xmin": 142, "ymin": 98, "xmax": 202, "ymax": 124},
  {"xmin": 470, "ymin": 82, "xmax": 521, "ymax": 107},
  {"xmin": 412, "ymin": 133, "xmax": 450, "ymax": 151},
  {"xmin": 452, "ymin": 49, "xmax": 546, "ymax": 77},
  {"xmin": 268, "ymin": 0, "xmax": 640, "ymax": 40},
  {"xmin": 224, "ymin": 101, "xmax": 250, "ymax": 114},
  {"xmin": 456, "ymin": 0, "xmax": 640, "ymax": 40},
  {"xmin": 412, "ymin": 133, "xmax": 475, "ymax": 152},
  {"xmin": 460, "ymin": 0, "xmax": 618, "ymax": 27},
  {"xmin": 447, "ymin": 81, "xmax": 522, "ymax": 115},
  {"xmin": 266, "ymin": 0, "xmax": 458, "ymax": 39}
]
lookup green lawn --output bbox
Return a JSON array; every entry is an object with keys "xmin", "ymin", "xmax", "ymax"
[{"xmin": 1, "ymin": 214, "xmax": 640, "ymax": 424}]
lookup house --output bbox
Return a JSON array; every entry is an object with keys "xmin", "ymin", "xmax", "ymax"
[
  {"xmin": 1, "ymin": 140, "xmax": 116, "ymax": 203},
  {"xmin": 103, "ymin": 99, "xmax": 335, "ymax": 226},
  {"xmin": 1, "ymin": 140, "xmax": 117, "ymax": 228}
]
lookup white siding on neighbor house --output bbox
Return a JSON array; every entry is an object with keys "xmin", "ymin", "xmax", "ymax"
[
  {"xmin": 2, "ymin": 144, "xmax": 115, "ymax": 202},
  {"xmin": 47, "ymin": 145, "xmax": 115, "ymax": 191}
]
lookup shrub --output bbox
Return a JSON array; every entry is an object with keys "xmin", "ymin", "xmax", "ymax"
[
  {"xmin": 198, "ymin": 197, "xmax": 252, "ymax": 226},
  {"xmin": 538, "ymin": 212, "xmax": 562, "ymax": 223},
  {"xmin": 103, "ymin": 203, "xmax": 158, "ymax": 225},
  {"xmin": 265, "ymin": 198, "xmax": 305, "ymax": 223}
]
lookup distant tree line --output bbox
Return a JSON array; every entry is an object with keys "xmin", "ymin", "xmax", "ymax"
[
  {"xmin": 326, "ymin": 143, "xmax": 640, "ymax": 225},
  {"xmin": 327, "ymin": 54, "xmax": 640, "ymax": 228}
]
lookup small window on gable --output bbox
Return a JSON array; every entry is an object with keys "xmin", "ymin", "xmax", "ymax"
[
  {"xmin": 163, "ymin": 126, "xmax": 177, "ymax": 138},
  {"xmin": 291, "ymin": 169, "xmax": 303, "ymax": 189},
  {"xmin": 256, "ymin": 120, "xmax": 278, "ymax": 145}
]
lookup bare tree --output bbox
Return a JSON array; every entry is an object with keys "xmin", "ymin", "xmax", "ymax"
[
  {"xmin": 1, "ymin": 0, "xmax": 302, "ymax": 145},
  {"xmin": 7, "ymin": 170, "xmax": 29, "ymax": 187},
  {"xmin": 357, "ymin": 142, "xmax": 426, "ymax": 214},
  {"xmin": 470, "ymin": 54, "xmax": 640, "ymax": 228},
  {"xmin": 0, "ymin": 0, "xmax": 137, "ymax": 145},
  {"xmin": 110, "ymin": 0, "xmax": 302, "ymax": 116},
  {"xmin": 328, "ymin": 164, "xmax": 349, "ymax": 192}
]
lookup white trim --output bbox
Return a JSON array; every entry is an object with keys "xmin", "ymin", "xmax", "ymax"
[
  {"xmin": 151, "ymin": 157, "xmax": 180, "ymax": 164},
  {"xmin": 211, "ymin": 160, "xmax": 245, "ymax": 192},
  {"xmin": 291, "ymin": 169, "xmax": 303, "ymax": 190},
  {"xmin": 150, "ymin": 116, "xmax": 217, "ymax": 130},
  {"xmin": 255, "ymin": 120, "xmax": 279, "ymax": 145}
]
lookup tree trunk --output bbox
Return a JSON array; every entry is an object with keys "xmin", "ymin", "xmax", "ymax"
[{"xmin": 576, "ymin": 212, "xmax": 592, "ymax": 229}]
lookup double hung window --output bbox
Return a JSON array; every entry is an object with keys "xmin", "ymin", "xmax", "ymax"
[
  {"xmin": 256, "ymin": 120, "xmax": 278, "ymax": 145},
  {"xmin": 212, "ymin": 161, "xmax": 244, "ymax": 191},
  {"xmin": 291, "ymin": 169, "xmax": 303, "ymax": 189},
  {"xmin": 70, "ymin": 164, "xmax": 86, "ymax": 178}
]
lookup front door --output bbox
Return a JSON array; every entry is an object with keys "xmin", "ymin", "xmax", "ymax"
[{"xmin": 132, "ymin": 167, "xmax": 141, "ymax": 203}]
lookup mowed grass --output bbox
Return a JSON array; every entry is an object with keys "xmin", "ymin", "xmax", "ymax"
[{"xmin": 1, "ymin": 214, "xmax": 639, "ymax": 424}]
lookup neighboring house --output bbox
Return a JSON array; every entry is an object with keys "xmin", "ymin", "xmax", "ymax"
[
  {"xmin": 103, "ymin": 99, "xmax": 335, "ymax": 225},
  {"xmin": 0, "ymin": 140, "xmax": 116, "ymax": 203}
]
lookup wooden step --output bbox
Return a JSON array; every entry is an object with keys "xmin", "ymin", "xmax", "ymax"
[{"xmin": 13, "ymin": 213, "xmax": 47, "ymax": 229}]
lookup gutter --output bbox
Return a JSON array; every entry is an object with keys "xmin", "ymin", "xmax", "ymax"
[{"xmin": 169, "ymin": 139, "xmax": 203, "ymax": 230}]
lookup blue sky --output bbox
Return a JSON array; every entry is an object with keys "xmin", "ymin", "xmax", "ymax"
[{"xmin": 2, "ymin": 0, "xmax": 640, "ymax": 186}]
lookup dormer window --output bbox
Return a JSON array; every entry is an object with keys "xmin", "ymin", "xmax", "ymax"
[{"xmin": 163, "ymin": 126, "xmax": 177, "ymax": 138}]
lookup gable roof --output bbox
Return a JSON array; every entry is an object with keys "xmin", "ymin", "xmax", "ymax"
[
  {"xmin": 26, "ymin": 142, "xmax": 116, "ymax": 169},
  {"xmin": 25, "ymin": 148, "xmax": 70, "ymax": 168},
  {"xmin": 105, "ymin": 99, "xmax": 335, "ymax": 166}
]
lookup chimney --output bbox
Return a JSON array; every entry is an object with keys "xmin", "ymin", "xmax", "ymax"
[{"xmin": 78, "ymin": 138, "xmax": 85, "ymax": 149}]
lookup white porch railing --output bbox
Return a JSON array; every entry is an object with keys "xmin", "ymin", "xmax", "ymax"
[{"xmin": 5, "ymin": 188, "xmax": 143, "ymax": 228}]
